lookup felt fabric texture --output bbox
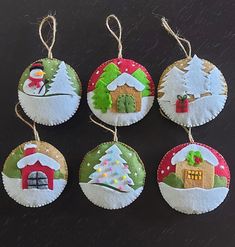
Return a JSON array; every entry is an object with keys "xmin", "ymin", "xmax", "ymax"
[
  {"xmin": 158, "ymin": 55, "xmax": 228, "ymax": 127},
  {"xmin": 18, "ymin": 58, "xmax": 82, "ymax": 126},
  {"xmin": 79, "ymin": 141, "xmax": 145, "ymax": 209},
  {"xmin": 2, "ymin": 141, "xmax": 68, "ymax": 207},
  {"xmin": 87, "ymin": 58, "xmax": 155, "ymax": 126},
  {"xmin": 157, "ymin": 142, "xmax": 230, "ymax": 214}
]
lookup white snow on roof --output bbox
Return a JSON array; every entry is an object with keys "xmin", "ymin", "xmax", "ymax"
[
  {"xmin": 24, "ymin": 143, "xmax": 37, "ymax": 150},
  {"xmin": 171, "ymin": 144, "xmax": 218, "ymax": 166},
  {"xmin": 17, "ymin": 153, "xmax": 60, "ymax": 170},
  {"xmin": 107, "ymin": 73, "xmax": 145, "ymax": 92}
]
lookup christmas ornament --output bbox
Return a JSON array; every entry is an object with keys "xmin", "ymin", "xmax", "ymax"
[
  {"xmin": 18, "ymin": 15, "xmax": 82, "ymax": 126},
  {"xmin": 87, "ymin": 15, "xmax": 155, "ymax": 126},
  {"xmin": 157, "ymin": 18, "xmax": 227, "ymax": 127},
  {"xmin": 79, "ymin": 116, "xmax": 145, "ymax": 209},
  {"xmin": 157, "ymin": 142, "xmax": 230, "ymax": 214},
  {"xmin": 2, "ymin": 104, "xmax": 68, "ymax": 207}
]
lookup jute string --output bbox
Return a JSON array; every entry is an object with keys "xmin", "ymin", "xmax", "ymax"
[
  {"xmin": 89, "ymin": 115, "xmax": 118, "ymax": 142},
  {"xmin": 106, "ymin": 14, "xmax": 123, "ymax": 58},
  {"xmin": 15, "ymin": 102, "xmax": 40, "ymax": 141},
  {"xmin": 39, "ymin": 15, "xmax": 57, "ymax": 59},
  {"xmin": 161, "ymin": 17, "xmax": 192, "ymax": 58},
  {"xmin": 159, "ymin": 108, "xmax": 194, "ymax": 143}
]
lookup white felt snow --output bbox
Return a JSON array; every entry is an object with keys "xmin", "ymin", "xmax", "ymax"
[
  {"xmin": 80, "ymin": 182, "xmax": 143, "ymax": 209},
  {"xmin": 159, "ymin": 66, "xmax": 187, "ymax": 104},
  {"xmin": 159, "ymin": 182, "xmax": 229, "ymax": 214},
  {"xmin": 2, "ymin": 173, "xmax": 67, "ymax": 207},
  {"xmin": 88, "ymin": 91, "xmax": 154, "ymax": 126},
  {"xmin": 17, "ymin": 153, "xmax": 60, "ymax": 170},
  {"xmin": 88, "ymin": 144, "xmax": 134, "ymax": 192},
  {"xmin": 158, "ymin": 94, "xmax": 227, "ymax": 127},
  {"xmin": 18, "ymin": 91, "xmax": 81, "ymax": 126},
  {"xmin": 46, "ymin": 61, "xmax": 76, "ymax": 95},
  {"xmin": 171, "ymin": 143, "xmax": 218, "ymax": 166},
  {"xmin": 24, "ymin": 143, "xmax": 37, "ymax": 150},
  {"xmin": 107, "ymin": 73, "xmax": 145, "ymax": 92}
]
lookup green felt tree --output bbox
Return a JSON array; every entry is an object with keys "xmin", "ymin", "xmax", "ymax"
[
  {"xmin": 163, "ymin": 173, "xmax": 184, "ymax": 188},
  {"xmin": 92, "ymin": 63, "xmax": 121, "ymax": 113},
  {"xmin": 132, "ymin": 68, "xmax": 150, "ymax": 97}
]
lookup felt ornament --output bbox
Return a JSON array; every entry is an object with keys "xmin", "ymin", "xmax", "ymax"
[
  {"xmin": 79, "ymin": 116, "xmax": 145, "ymax": 209},
  {"xmin": 18, "ymin": 15, "xmax": 82, "ymax": 126},
  {"xmin": 87, "ymin": 15, "xmax": 155, "ymax": 126},
  {"xmin": 157, "ymin": 18, "xmax": 227, "ymax": 127},
  {"xmin": 157, "ymin": 142, "xmax": 230, "ymax": 215},
  {"xmin": 2, "ymin": 104, "xmax": 68, "ymax": 207}
]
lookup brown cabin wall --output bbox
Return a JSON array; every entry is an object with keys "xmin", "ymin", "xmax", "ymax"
[
  {"xmin": 175, "ymin": 160, "xmax": 215, "ymax": 189},
  {"xmin": 110, "ymin": 85, "xmax": 142, "ymax": 112}
]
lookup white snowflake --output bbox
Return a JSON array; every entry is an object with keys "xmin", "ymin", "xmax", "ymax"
[
  {"xmin": 167, "ymin": 166, "xmax": 170, "ymax": 170},
  {"xmin": 220, "ymin": 165, "xmax": 225, "ymax": 170},
  {"xmin": 161, "ymin": 170, "xmax": 164, "ymax": 174},
  {"xmin": 87, "ymin": 163, "xmax": 91, "ymax": 167},
  {"xmin": 134, "ymin": 172, "xmax": 138, "ymax": 176},
  {"xmin": 96, "ymin": 70, "xmax": 99, "ymax": 74},
  {"xmin": 97, "ymin": 150, "xmax": 101, "ymax": 154}
]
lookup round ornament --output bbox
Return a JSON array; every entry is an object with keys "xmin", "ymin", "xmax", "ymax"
[
  {"xmin": 87, "ymin": 58, "xmax": 155, "ymax": 126},
  {"xmin": 158, "ymin": 55, "xmax": 227, "ymax": 127},
  {"xmin": 18, "ymin": 15, "xmax": 82, "ymax": 126},
  {"xmin": 157, "ymin": 142, "xmax": 230, "ymax": 214},
  {"xmin": 79, "ymin": 141, "xmax": 145, "ymax": 209},
  {"xmin": 18, "ymin": 58, "xmax": 82, "ymax": 125},
  {"xmin": 2, "ymin": 141, "xmax": 68, "ymax": 207}
]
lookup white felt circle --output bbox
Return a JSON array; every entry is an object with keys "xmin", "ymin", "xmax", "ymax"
[
  {"xmin": 18, "ymin": 59, "xmax": 81, "ymax": 126},
  {"xmin": 87, "ymin": 58, "xmax": 155, "ymax": 127},
  {"xmin": 2, "ymin": 141, "xmax": 68, "ymax": 207},
  {"xmin": 158, "ymin": 55, "xmax": 227, "ymax": 127}
]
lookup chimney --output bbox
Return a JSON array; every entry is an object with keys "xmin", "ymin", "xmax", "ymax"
[{"xmin": 24, "ymin": 143, "xmax": 37, "ymax": 156}]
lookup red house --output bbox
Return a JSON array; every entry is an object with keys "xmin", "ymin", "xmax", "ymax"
[{"xmin": 17, "ymin": 143, "xmax": 60, "ymax": 190}]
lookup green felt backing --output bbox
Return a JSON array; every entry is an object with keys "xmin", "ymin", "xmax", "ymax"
[
  {"xmin": 79, "ymin": 141, "xmax": 145, "ymax": 190},
  {"xmin": 18, "ymin": 58, "xmax": 81, "ymax": 96}
]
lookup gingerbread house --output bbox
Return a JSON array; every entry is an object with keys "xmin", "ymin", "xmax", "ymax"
[
  {"xmin": 171, "ymin": 144, "xmax": 218, "ymax": 189},
  {"xmin": 107, "ymin": 73, "xmax": 145, "ymax": 113},
  {"xmin": 17, "ymin": 143, "xmax": 60, "ymax": 190}
]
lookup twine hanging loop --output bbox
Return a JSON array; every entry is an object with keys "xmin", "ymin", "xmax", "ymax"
[
  {"xmin": 39, "ymin": 15, "xmax": 57, "ymax": 59},
  {"xmin": 15, "ymin": 103, "xmax": 40, "ymax": 141},
  {"xmin": 161, "ymin": 17, "xmax": 192, "ymax": 58},
  {"xmin": 89, "ymin": 115, "xmax": 118, "ymax": 142},
  {"xmin": 106, "ymin": 14, "xmax": 123, "ymax": 58}
]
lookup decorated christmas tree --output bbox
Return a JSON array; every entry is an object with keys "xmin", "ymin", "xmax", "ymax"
[
  {"xmin": 92, "ymin": 63, "xmax": 121, "ymax": 112},
  {"xmin": 159, "ymin": 66, "xmax": 187, "ymax": 104},
  {"xmin": 207, "ymin": 67, "xmax": 224, "ymax": 95},
  {"xmin": 184, "ymin": 55, "xmax": 208, "ymax": 98},
  {"xmin": 88, "ymin": 144, "xmax": 134, "ymax": 192},
  {"xmin": 46, "ymin": 61, "xmax": 76, "ymax": 95}
]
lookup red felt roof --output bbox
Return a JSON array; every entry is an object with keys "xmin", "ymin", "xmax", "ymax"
[
  {"xmin": 157, "ymin": 142, "xmax": 230, "ymax": 187},
  {"xmin": 87, "ymin": 58, "xmax": 155, "ymax": 96}
]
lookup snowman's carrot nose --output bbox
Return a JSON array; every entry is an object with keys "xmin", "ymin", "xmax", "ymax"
[{"xmin": 35, "ymin": 71, "xmax": 46, "ymax": 76}]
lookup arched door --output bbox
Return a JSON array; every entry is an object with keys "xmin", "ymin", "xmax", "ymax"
[
  {"xmin": 117, "ymin": 94, "xmax": 136, "ymax": 113},
  {"xmin": 27, "ymin": 171, "xmax": 48, "ymax": 189}
]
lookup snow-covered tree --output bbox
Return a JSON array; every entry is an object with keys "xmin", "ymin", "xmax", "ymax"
[
  {"xmin": 159, "ymin": 66, "xmax": 187, "ymax": 104},
  {"xmin": 46, "ymin": 61, "xmax": 76, "ymax": 95},
  {"xmin": 184, "ymin": 55, "xmax": 208, "ymax": 98},
  {"xmin": 88, "ymin": 144, "xmax": 134, "ymax": 192},
  {"xmin": 207, "ymin": 67, "xmax": 224, "ymax": 95}
]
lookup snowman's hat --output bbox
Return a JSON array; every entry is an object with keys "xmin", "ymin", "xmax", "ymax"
[{"xmin": 30, "ymin": 61, "xmax": 44, "ymax": 71}]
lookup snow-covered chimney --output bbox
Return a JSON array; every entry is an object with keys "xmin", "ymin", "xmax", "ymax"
[{"xmin": 24, "ymin": 143, "xmax": 37, "ymax": 156}]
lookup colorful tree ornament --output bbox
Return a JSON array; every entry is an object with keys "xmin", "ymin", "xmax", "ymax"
[
  {"xmin": 79, "ymin": 116, "xmax": 145, "ymax": 209},
  {"xmin": 157, "ymin": 142, "xmax": 230, "ymax": 215},
  {"xmin": 87, "ymin": 15, "xmax": 155, "ymax": 126},
  {"xmin": 157, "ymin": 18, "xmax": 227, "ymax": 127},
  {"xmin": 18, "ymin": 15, "xmax": 82, "ymax": 126},
  {"xmin": 2, "ymin": 104, "xmax": 68, "ymax": 207}
]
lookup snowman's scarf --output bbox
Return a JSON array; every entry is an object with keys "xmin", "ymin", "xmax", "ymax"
[{"xmin": 28, "ymin": 77, "xmax": 43, "ymax": 88}]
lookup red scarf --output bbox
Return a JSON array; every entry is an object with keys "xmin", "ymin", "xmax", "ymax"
[{"xmin": 28, "ymin": 76, "xmax": 43, "ymax": 88}]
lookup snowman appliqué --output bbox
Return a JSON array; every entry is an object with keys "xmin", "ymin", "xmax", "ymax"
[{"xmin": 23, "ymin": 61, "xmax": 46, "ymax": 96}]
